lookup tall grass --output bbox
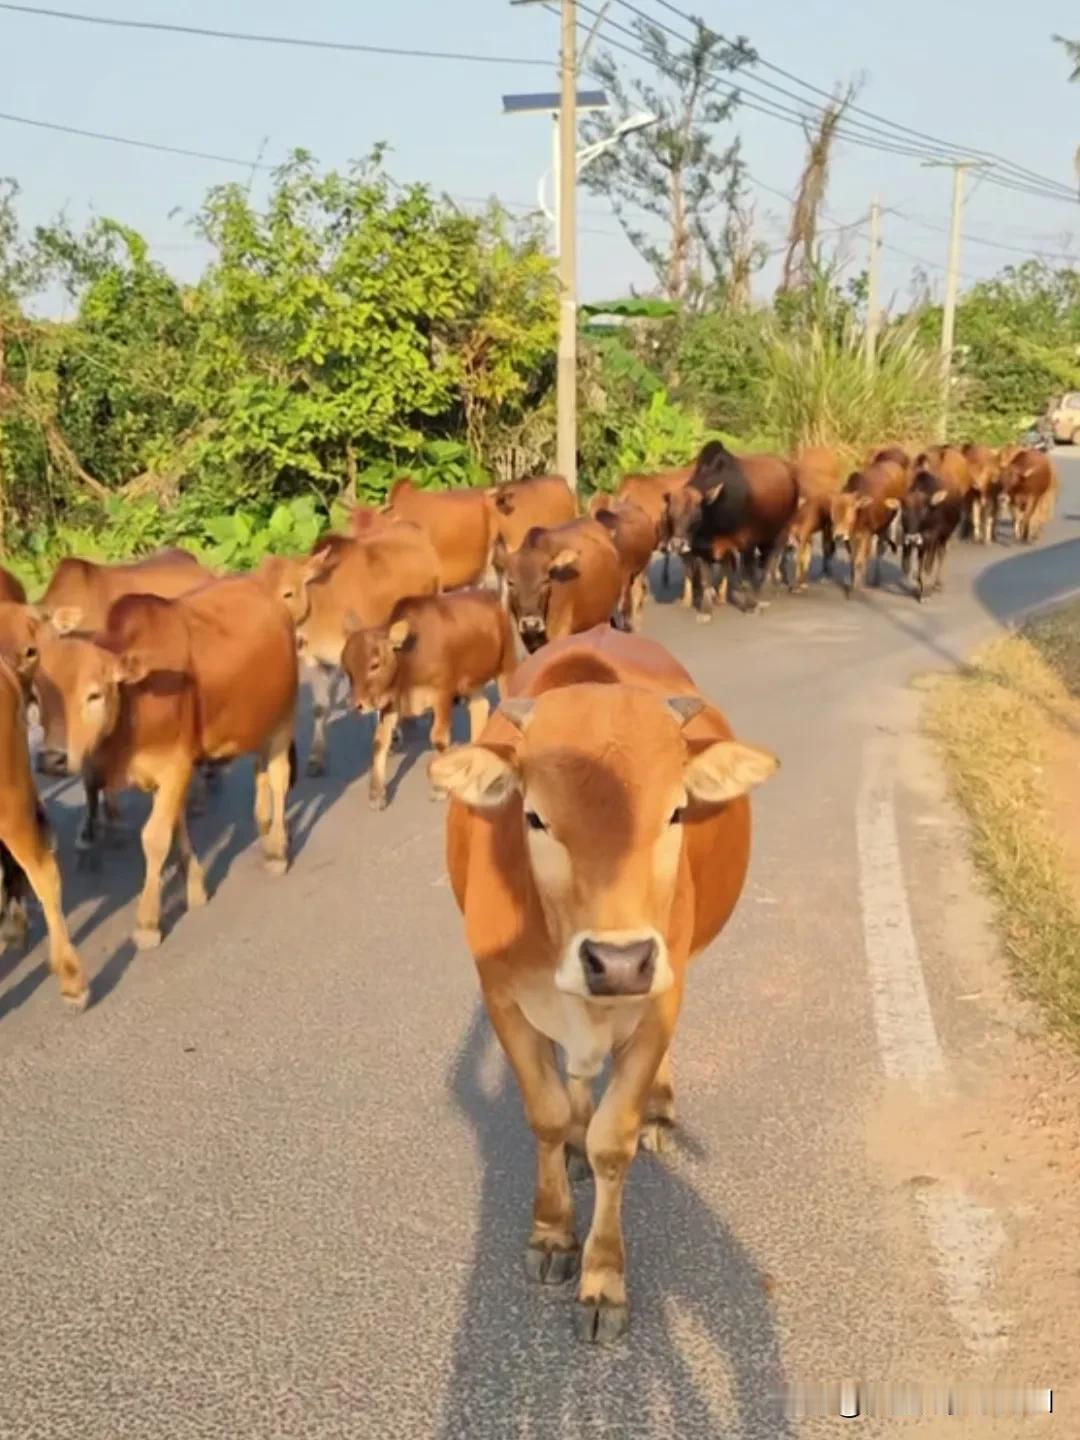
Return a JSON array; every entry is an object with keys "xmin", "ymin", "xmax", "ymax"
[{"xmin": 759, "ymin": 278, "xmax": 944, "ymax": 456}]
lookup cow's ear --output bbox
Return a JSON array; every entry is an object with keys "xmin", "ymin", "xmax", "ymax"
[
  {"xmin": 116, "ymin": 650, "xmax": 150, "ymax": 687},
  {"xmin": 491, "ymin": 533, "xmax": 508, "ymax": 570},
  {"xmin": 387, "ymin": 618, "xmax": 411, "ymax": 651},
  {"xmin": 47, "ymin": 605, "xmax": 83, "ymax": 635},
  {"xmin": 548, "ymin": 548, "xmax": 580, "ymax": 582},
  {"xmin": 884, "ymin": 497, "xmax": 901, "ymax": 512},
  {"xmin": 703, "ymin": 482, "xmax": 724, "ymax": 504},
  {"xmin": 683, "ymin": 739, "xmax": 779, "ymax": 804},
  {"xmin": 302, "ymin": 547, "xmax": 335, "ymax": 585},
  {"xmin": 429, "ymin": 744, "xmax": 520, "ymax": 809},
  {"xmin": 930, "ymin": 488, "xmax": 948, "ymax": 507}
]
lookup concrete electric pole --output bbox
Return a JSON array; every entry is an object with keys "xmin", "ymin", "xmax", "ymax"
[
  {"xmin": 864, "ymin": 197, "xmax": 881, "ymax": 371},
  {"xmin": 556, "ymin": 0, "xmax": 578, "ymax": 492},
  {"xmin": 924, "ymin": 159, "xmax": 986, "ymax": 441}
]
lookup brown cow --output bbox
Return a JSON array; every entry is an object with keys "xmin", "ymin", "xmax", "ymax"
[
  {"xmin": 0, "ymin": 567, "xmax": 27, "ymax": 605},
  {"xmin": 0, "ymin": 657, "xmax": 88, "ymax": 1009},
  {"xmin": 53, "ymin": 578, "xmax": 298, "ymax": 949},
  {"xmin": 586, "ymin": 497, "xmax": 657, "ymax": 630},
  {"xmin": 501, "ymin": 519, "xmax": 624, "ymax": 653},
  {"xmin": 385, "ymin": 476, "xmax": 493, "ymax": 589},
  {"xmin": 960, "ymin": 443, "xmax": 1002, "ymax": 544},
  {"xmin": 488, "ymin": 475, "xmax": 576, "ymax": 555},
  {"xmin": 830, "ymin": 460, "xmax": 909, "ymax": 595},
  {"xmin": 257, "ymin": 525, "xmax": 441, "ymax": 776},
  {"xmin": 342, "ymin": 589, "xmax": 516, "ymax": 810},
  {"xmin": 1001, "ymin": 449, "xmax": 1057, "ymax": 543},
  {"xmin": 664, "ymin": 444, "xmax": 799, "ymax": 618},
  {"xmin": 615, "ymin": 467, "xmax": 694, "ymax": 601},
  {"xmin": 914, "ymin": 445, "xmax": 970, "ymax": 500},
  {"xmin": 781, "ymin": 448, "xmax": 844, "ymax": 590},
  {"xmin": 431, "ymin": 625, "xmax": 778, "ymax": 1342}
]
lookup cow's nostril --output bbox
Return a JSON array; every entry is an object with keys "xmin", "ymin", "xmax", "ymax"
[{"xmin": 579, "ymin": 937, "xmax": 657, "ymax": 997}]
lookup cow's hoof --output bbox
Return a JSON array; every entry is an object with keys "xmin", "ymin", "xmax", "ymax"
[
  {"xmin": 694, "ymin": 612, "xmax": 712, "ymax": 625},
  {"xmin": 639, "ymin": 1118, "xmax": 673, "ymax": 1154},
  {"xmin": 574, "ymin": 1299, "xmax": 629, "ymax": 1345},
  {"xmin": 428, "ymin": 788, "xmax": 447, "ymax": 804},
  {"xmin": 368, "ymin": 793, "xmax": 388, "ymax": 813},
  {"xmin": 566, "ymin": 1150, "xmax": 590, "ymax": 1183},
  {"xmin": 525, "ymin": 1242, "xmax": 580, "ymax": 1286},
  {"xmin": 187, "ymin": 881, "xmax": 209, "ymax": 908},
  {"xmin": 1, "ymin": 911, "xmax": 29, "ymax": 950},
  {"xmin": 264, "ymin": 856, "xmax": 289, "ymax": 879},
  {"xmin": 134, "ymin": 926, "xmax": 162, "ymax": 951},
  {"xmin": 305, "ymin": 756, "xmax": 326, "ymax": 779},
  {"xmin": 62, "ymin": 988, "xmax": 90, "ymax": 1014}
]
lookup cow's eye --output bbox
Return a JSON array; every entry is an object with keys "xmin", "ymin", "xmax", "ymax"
[
  {"xmin": 282, "ymin": 588, "xmax": 295, "ymax": 600},
  {"xmin": 524, "ymin": 810, "xmax": 548, "ymax": 832},
  {"xmin": 86, "ymin": 690, "xmax": 102, "ymax": 705},
  {"xmin": 669, "ymin": 806, "xmax": 685, "ymax": 825}
]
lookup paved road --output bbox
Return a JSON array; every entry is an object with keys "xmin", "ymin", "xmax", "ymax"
[{"xmin": 2, "ymin": 459, "xmax": 1079, "ymax": 1439}]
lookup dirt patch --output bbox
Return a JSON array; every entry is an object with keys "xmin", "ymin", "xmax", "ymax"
[{"xmin": 923, "ymin": 601, "xmax": 1080, "ymax": 1049}]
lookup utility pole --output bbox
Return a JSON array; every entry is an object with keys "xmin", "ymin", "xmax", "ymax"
[
  {"xmin": 557, "ymin": 0, "xmax": 578, "ymax": 492},
  {"xmin": 864, "ymin": 197, "xmax": 881, "ymax": 371},
  {"xmin": 923, "ymin": 158, "xmax": 985, "ymax": 441}
]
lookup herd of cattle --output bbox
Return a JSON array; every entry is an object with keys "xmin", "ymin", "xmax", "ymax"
[{"xmin": 0, "ymin": 434, "xmax": 1059, "ymax": 1341}]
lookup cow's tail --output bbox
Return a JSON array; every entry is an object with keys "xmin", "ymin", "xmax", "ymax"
[{"xmin": 288, "ymin": 741, "xmax": 298, "ymax": 791}]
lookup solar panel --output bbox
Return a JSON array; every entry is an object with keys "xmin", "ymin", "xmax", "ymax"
[{"xmin": 502, "ymin": 90, "xmax": 608, "ymax": 114}]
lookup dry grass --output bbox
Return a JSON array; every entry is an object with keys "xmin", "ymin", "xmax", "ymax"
[{"xmin": 925, "ymin": 602, "xmax": 1080, "ymax": 1049}]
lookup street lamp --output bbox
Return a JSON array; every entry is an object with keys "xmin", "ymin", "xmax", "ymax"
[{"xmin": 537, "ymin": 111, "xmax": 659, "ymax": 246}]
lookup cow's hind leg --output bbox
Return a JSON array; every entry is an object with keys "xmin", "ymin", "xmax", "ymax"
[
  {"xmin": 639, "ymin": 1048, "xmax": 675, "ymax": 1153},
  {"xmin": 2, "ymin": 821, "xmax": 88, "ymax": 1009},
  {"xmin": 258, "ymin": 726, "xmax": 293, "ymax": 875},
  {"xmin": 134, "ymin": 768, "xmax": 190, "ymax": 949},
  {"xmin": 173, "ymin": 809, "xmax": 207, "ymax": 912},
  {"xmin": 566, "ymin": 1074, "xmax": 594, "ymax": 1182},
  {"xmin": 577, "ymin": 994, "xmax": 679, "ymax": 1342},
  {"xmin": 486, "ymin": 993, "xmax": 578, "ymax": 1284},
  {"xmin": 0, "ymin": 840, "xmax": 29, "ymax": 948},
  {"xmin": 305, "ymin": 661, "xmax": 334, "ymax": 777}
]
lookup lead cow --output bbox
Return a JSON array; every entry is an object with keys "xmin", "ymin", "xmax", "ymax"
[{"xmin": 431, "ymin": 626, "xmax": 778, "ymax": 1342}]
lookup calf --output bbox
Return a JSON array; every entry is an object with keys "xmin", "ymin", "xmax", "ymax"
[
  {"xmin": 431, "ymin": 625, "xmax": 777, "ymax": 1342},
  {"xmin": 385, "ymin": 476, "xmax": 493, "ymax": 589},
  {"xmin": 615, "ymin": 468, "xmax": 694, "ymax": 599},
  {"xmin": 1001, "ymin": 449, "xmax": 1057, "ymax": 543},
  {"xmin": 0, "ymin": 658, "xmax": 88, "ymax": 1009},
  {"xmin": 587, "ymin": 497, "xmax": 657, "ymax": 630},
  {"xmin": 900, "ymin": 472, "xmax": 964, "ymax": 600},
  {"xmin": 257, "ymin": 525, "xmax": 440, "ymax": 775},
  {"xmin": 665, "ymin": 442, "xmax": 798, "ymax": 619},
  {"xmin": 488, "ymin": 475, "xmax": 576, "ymax": 554},
  {"xmin": 53, "ymin": 578, "xmax": 298, "ymax": 950},
  {"xmin": 960, "ymin": 443, "xmax": 1001, "ymax": 544},
  {"xmin": 830, "ymin": 460, "xmax": 908, "ymax": 595},
  {"xmin": 502, "ymin": 519, "xmax": 623, "ymax": 653},
  {"xmin": 782, "ymin": 448, "xmax": 843, "ymax": 590},
  {"xmin": 343, "ymin": 589, "xmax": 516, "ymax": 810}
]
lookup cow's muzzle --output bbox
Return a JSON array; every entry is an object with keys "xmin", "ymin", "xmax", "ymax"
[
  {"xmin": 36, "ymin": 747, "xmax": 69, "ymax": 777},
  {"xmin": 518, "ymin": 616, "xmax": 546, "ymax": 653},
  {"xmin": 579, "ymin": 936, "xmax": 657, "ymax": 997}
]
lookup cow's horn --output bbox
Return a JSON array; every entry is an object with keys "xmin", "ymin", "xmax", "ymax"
[
  {"xmin": 500, "ymin": 698, "xmax": 535, "ymax": 731},
  {"xmin": 667, "ymin": 695, "xmax": 705, "ymax": 727}
]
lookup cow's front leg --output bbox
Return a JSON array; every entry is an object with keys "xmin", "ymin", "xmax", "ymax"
[
  {"xmin": 693, "ymin": 555, "xmax": 715, "ymax": 623},
  {"xmin": 639, "ymin": 1047, "xmax": 675, "ymax": 1152},
  {"xmin": 369, "ymin": 707, "xmax": 398, "ymax": 811},
  {"xmin": 485, "ymin": 994, "xmax": 578, "ymax": 1283},
  {"xmin": 577, "ymin": 994, "xmax": 679, "ymax": 1342},
  {"xmin": 305, "ymin": 660, "xmax": 334, "ymax": 777},
  {"xmin": 134, "ymin": 767, "xmax": 191, "ymax": 950},
  {"xmin": 566, "ymin": 1074, "xmax": 594, "ymax": 1182}
]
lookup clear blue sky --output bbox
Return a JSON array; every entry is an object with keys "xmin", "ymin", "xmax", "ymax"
[{"xmin": 2, "ymin": 0, "xmax": 1077, "ymax": 314}]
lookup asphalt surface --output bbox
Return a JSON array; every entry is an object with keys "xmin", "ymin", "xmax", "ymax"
[{"xmin": 2, "ymin": 458, "xmax": 1079, "ymax": 1439}]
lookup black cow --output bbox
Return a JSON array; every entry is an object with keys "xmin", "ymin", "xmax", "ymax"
[{"xmin": 900, "ymin": 471, "xmax": 964, "ymax": 601}]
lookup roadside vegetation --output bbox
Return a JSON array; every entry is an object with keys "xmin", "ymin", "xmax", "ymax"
[{"xmin": 926, "ymin": 603, "xmax": 1080, "ymax": 1049}]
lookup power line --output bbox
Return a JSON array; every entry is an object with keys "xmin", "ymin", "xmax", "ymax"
[
  {"xmin": 0, "ymin": 1, "xmax": 549, "ymax": 67},
  {"xmin": 0, "ymin": 108, "xmax": 275, "ymax": 170},
  {"xmin": 891, "ymin": 209, "xmax": 1078, "ymax": 262},
  {"xmin": 644, "ymin": 0, "xmax": 1078, "ymax": 201}
]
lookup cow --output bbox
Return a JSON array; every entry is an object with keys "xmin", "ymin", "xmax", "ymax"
[
  {"xmin": 383, "ymin": 476, "xmax": 493, "ymax": 589},
  {"xmin": 586, "ymin": 497, "xmax": 657, "ymax": 630},
  {"xmin": 501, "ymin": 518, "xmax": 624, "ymax": 653},
  {"xmin": 664, "ymin": 442, "xmax": 798, "ymax": 619},
  {"xmin": 430, "ymin": 625, "xmax": 778, "ymax": 1343},
  {"xmin": 870, "ymin": 444, "xmax": 914, "ymax": 478},
  {"xmin": 51, "ymin": 577, "xmax": 298, "ymax": 950},
  {"xmin": 341, "ymin": 589, "xmax": 516, "ymax": 811},
  {"xmin": 1000, "ymin": 448, "xmax": 1057, "ymax": 543},
  {"xmin": 913, "ymin": 445, "xmax": 970, "ymax": 501},
  {"xmin": 781, "ymin": 447, "xmax": 844, "ymax": 590},
  {"xmin": 0, "ymin": 657, "xmax": 89, "ymax": 1010},
  {"xmin": 488, "ymin": 475, "xmax": 576, "ymax": 555},
  {"xmin": 960, "ymin": 443, "xmax": 1002, "ymax": 544},
  {"xmin": 900, "ymin": 471, "xmax": 965, "ymax": 601},
  {"xmin": 34, "ymin": 549, "xmax": 213, "ymax": 776},
  {"xmin": 829, "ymin": 459, "xmax": 909, "ymax": 595},
  {"xmin": 0, "ymin": 567, "xmax": 27, "ymax": 605},
  {"xmin": 614, "ymin": 468, "xmax": 694, "ymax": 600},
  {"xmin": 257, "ymin": 524, "xmax": 441, "ymax": 776}
]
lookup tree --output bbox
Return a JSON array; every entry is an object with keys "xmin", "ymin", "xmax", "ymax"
[
  {"xmin": 581, "ymin": 15, "xmax": 756, "ymax": 306},
  {"xmin": 1054, "ymin": 34, "xmax": 1080, "ymax": 79},
  {"xmin": 779, "ymin": 85, "xmax": 857, "ymax": 294}
]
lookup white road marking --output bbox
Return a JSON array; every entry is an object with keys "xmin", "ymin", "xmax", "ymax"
[
  {"xmin": 856, "ymin": 739, "xmax": 948, "ymax": 1092},
  {"xmin": 857, "ymin": 736, "xmax": 1010, "ymax": 1358}
]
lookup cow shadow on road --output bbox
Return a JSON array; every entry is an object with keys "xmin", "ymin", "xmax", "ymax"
[{"xmin": 439, "ymin": 1007, "xmax": 793, "ymax": 1440}]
